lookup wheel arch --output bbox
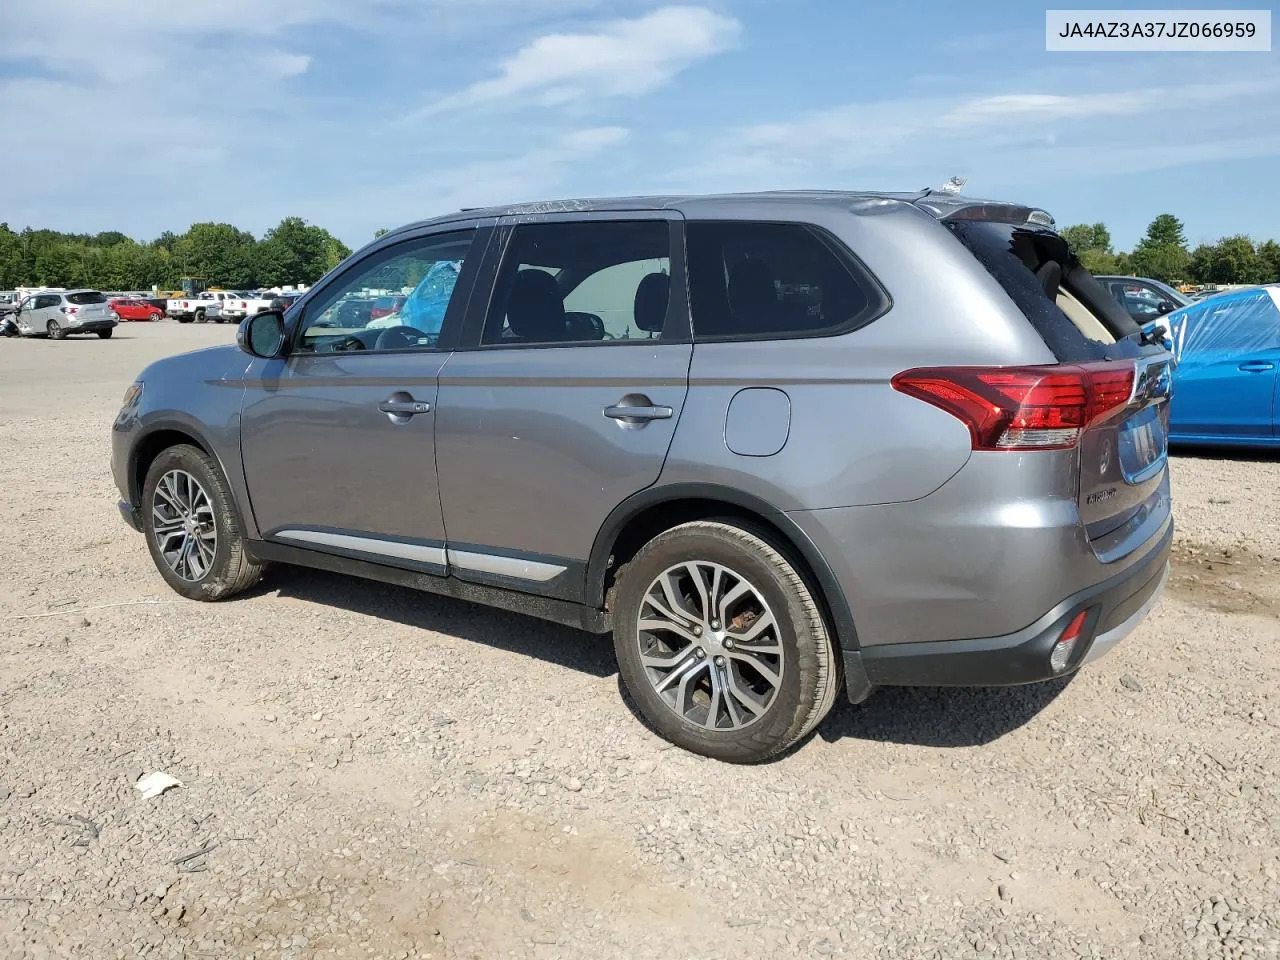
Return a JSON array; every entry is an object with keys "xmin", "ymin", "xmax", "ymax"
[
  {"xmin": 129, "ymin": 422, "xmax": 217, "ymax": 507},
  {"xmin": 586, "ymin": 483, "xmax": 861, "ymax": 652}
]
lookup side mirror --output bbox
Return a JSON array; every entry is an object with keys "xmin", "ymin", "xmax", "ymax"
[
  {"xmin": 1156, "ymin": 301, "xmax": 1174, "ymax": 315},
  {"xmin": 237, "ymin": 310, "xmax": 287, "ymax": 358}
]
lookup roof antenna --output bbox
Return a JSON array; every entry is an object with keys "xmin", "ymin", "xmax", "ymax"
[{"xmin": 934, "ymin": 175, "xmax": 968, "ymax": 196}]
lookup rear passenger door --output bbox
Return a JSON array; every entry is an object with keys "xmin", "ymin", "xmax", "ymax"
[{"xmin": 434, "ymin": 212, "xmax": 690, "ymax": 600}]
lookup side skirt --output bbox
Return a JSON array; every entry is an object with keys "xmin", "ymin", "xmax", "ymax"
[{"xmin": 245, "ymin": 539, "xmax": 611, "ymax": 635}]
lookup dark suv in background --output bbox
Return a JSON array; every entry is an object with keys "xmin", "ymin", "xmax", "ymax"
[{"xmin": 111, "ymin": 190, "xmax": 1173, "ymax": 762}]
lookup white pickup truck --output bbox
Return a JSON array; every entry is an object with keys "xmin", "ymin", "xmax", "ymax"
[
  {"xmin": 221, "ymin": 292, "xmax": 278, "ymax": 321},
  {"xmin": 166, "ymin": 291, "xmax": 234, "ymax": 323}
]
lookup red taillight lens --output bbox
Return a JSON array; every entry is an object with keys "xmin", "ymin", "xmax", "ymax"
[{"xmin": 892, "ymin": 363, "xmax": 1135, "ymax": 451}]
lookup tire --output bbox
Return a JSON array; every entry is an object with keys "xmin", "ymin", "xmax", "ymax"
[
  {"xmin": 97, "ymin": 329, "xmax": 113, "ymax": 339},
  {"xmin": 612, "ymin": 520, "xmax": 841, "ymax": 763},
  {"xmin": 151, "ymin": 311, "xmax": 162, "ymax": 322},
  {"xmin": 47, "ymin": 319, "xmax": 65, "ymax": 340},
  {"xmin": 194, "ymin": 309, "xmax": 205, "ymax": 323},
  {"xmin": 141, "ymin": 444, "xmax": 265, "ymax": 601},
  {"xmin": 177, "ymin": 316, "xmax": 192, "ymax": 324}
]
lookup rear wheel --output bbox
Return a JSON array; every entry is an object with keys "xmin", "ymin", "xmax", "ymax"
[
  {"xmin": 142, "ymin": 444, "xmax": 265, "ymax": 601},
  {"xmin": 194, "ymin": 309, "xmax": 205, "ymax": 323},
  {"xmin": 47, "ymin": 319, "xmax": 64, "ymax": 340},
  {"xmin": 177, "ymin": 316, "xmax": 192, "ymax": 324},
  {"xmin": 97, "ymin": 329, "xmax": 113, "ymax": 339},
  {"xmin": 612, "ymin": 520, "xmax": 841, "ymax": 763}
]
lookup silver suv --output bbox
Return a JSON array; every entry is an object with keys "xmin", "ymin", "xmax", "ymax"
[
  {"xmin": 13, "ymin": 289, "xmax": 118, "ymax": 339},
  {"xmin": 111, "ymin": 191, "xmax": 1173, "ymax": 762}
]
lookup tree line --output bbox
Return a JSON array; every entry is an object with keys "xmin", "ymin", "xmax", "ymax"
[
  {"xmin": 0, "ymin": 218, "xmax": 353, "ymax": 292},
  {"xmin": 1062, "ymin": 214, "xmax": 1280, "ymax": 287},
  {"xmin": 4, "ymin": 211, "xmax": 1276, "ymax": 293}
]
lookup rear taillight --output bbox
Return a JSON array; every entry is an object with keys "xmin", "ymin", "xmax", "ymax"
[{"xmin": 892, "ymin": 362, "xmax": 1136, "ymax": 451}]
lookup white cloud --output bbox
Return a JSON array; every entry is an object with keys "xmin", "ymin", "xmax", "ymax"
[
  {"xmin": 675, "ymin": 73, "xmax": 1280, "ymax": 192},
  {"xmin": 264, "ymin": 52, "xmax": 313, "ymax": 77},
  {"xmin": 418, "ymin": 6, "xmax": 740, "ymax": 114}
]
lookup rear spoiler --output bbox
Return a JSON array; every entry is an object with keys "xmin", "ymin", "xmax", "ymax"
[{"xmin": 913, "ymin": 193, "xmax": 1055, "ymax": 229}]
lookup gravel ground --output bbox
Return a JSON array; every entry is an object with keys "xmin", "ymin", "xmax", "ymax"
[{"xmin": 1, "ymin": 323, "xmax": 1277, "ymax": 960}]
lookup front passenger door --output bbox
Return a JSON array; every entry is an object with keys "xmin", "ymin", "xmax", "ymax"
[{"xmin": 239, "ymin": 226, "xmax": 490, "ymax": 573}]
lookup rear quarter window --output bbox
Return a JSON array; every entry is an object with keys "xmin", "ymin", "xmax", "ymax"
[{"xmin": 685, "ymin": 221, "xmax": 887, "ymax": 340}]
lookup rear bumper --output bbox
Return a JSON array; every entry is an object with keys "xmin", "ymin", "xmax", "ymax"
[
  {"xmin": 68, "ymin": 318, "xmax": 117, "ymax": 332},
  {"xmin": 844, "ymin": 521, "xmax": 1171, "ymax": 696}
]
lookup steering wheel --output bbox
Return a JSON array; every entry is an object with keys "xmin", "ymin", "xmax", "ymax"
[
  {"xmin": 332, "ymin": 335, "xmax": 366, "ymax": 352},
  {"xmin": 373, "ymin": 325, "xmax": 424, "ymax": 350}
]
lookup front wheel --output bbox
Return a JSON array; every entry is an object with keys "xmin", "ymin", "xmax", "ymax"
[
  {"xmin": 612, "ymin": 520, "xmax": 841, "ymax": 763},
  {"xmin": 151, "ymin": 311, "xmax": 162, "ymax": 322},
  {"xmin": 142, "ymin": 444, "xmax": 265, "ymax": 601},
  {"xmin": 97, "ymin": 329, "xmax": 113, "ymax": 339}
]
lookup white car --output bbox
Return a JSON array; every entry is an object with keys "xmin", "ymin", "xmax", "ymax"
[
  {"xmin": 166, "ymin": 292, "xmax": 227, "ymax": 324},
  {"xmin": 10, "ymin": 289, "xmax": 119, "ymax": 339},
  {"xmin": 222, "ymin": 293, "xmax": 277, "ymax": 321}
]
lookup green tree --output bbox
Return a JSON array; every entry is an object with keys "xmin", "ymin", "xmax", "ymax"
[
  {"xmin": 1142, "ymin": 214, "xmax": 1187, "ymax": 248},
  {"xmin": 255, "ymin": 217, "xmax": 351, "ymax": 286},
  {"xmin": 0, "ymin": 223, "xmax": 22, "ymax": 288},
  {"xmin": 1188, "ymin": 244, "xmax": 1215, "ymax": 284},
  {"xmin": 1128, "ymin": 214, "xmax": 1190, "ymax": 284},
  {"xmin": 1079, "ymin": 249, "xmax": 1118, "ymax": 274},
  {"xmin": 1204, "ymin": 235, "xmax": 1261, "ymax": 285},
  {"xmin": 1061, "ymin": 222, "xmax": 1112, "ymax": 255},
  {"xmin": 1254, "ymin": 240, "xmax": 1280, "ymax": 283},
  {"xmin": 92, "ymin": 230, "xmax": 130, "ymax": 247},
  {"xmin": 174, "ymin": 222, "xmax": 259, "ymax": 287},
  {"xmin": 373, "ymin": 227, "xmax": 389, "ymax": 239}
]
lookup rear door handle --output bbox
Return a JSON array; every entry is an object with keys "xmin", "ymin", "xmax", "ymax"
[
  {"xmin": 1238, "ymin": 361, "xmax": 1276, "ymax": 372},
  {"xmin": 604, "ymin": 404, "xmax": 673, "ymax": 422},
  {"xmin": 378, "ymin": 398, "xmax": 431, "ymax": 416}
]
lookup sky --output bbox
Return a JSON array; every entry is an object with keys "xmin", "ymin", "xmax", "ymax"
[{"xmin": 1, "ymin": 0, "xmax": 1278, "ymax": 252}]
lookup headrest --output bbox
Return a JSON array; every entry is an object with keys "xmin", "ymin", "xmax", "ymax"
[
  {"xmin": 633, "ymin": 272, "xmax": 670, "ymax": 333},
  {"xmin": 507, "ymin": 269, "xmax": 565, "ymax": 341}
]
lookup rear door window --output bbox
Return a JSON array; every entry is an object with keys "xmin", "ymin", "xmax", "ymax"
[
  {"xmin": 685, "ymin": 221, "xmax": 884, "ymax": 340},
  {"xmin": 481, "ymin": 220, "xmax": 673, "ymax": 346}
]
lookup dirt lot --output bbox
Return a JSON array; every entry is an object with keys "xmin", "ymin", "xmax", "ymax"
[{"xmin": 1, "ymin": 322, "xmax": 1277, "ymax": 960}]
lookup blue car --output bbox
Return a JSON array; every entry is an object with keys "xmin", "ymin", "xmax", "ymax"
[{"xmin": 1166, "ymin": 286, "xmax": 1280, "ymax": 449}]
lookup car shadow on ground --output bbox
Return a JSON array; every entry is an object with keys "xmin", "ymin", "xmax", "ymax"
[
  {"xmin": 1172, "ymin": 443, "xmax": 1280, "ymax": 462},
  {"xmin": 261, "ymin": 565, "xmax": 618, "ymax": 678},
  {"xmin": 260, "ymin": 565, "xmax": 1072, "ymax": 750},
  {"xmin": 814, "ymin": 678, "xmax": 1073, "ymax": 749}
]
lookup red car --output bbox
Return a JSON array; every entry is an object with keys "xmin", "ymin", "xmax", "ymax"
[
  {"xmin": 110, "ymin": 298, "xmax": 163, "ymax": 322},
  {"xmin": 369, "ymin": 294, "xmax": 406, "ymax": 321}
]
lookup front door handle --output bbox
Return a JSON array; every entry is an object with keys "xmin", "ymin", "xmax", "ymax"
[
  {"xmin": 1238, "ymin": 360, "xmax": 1276, "ymax": 373},
  {"xmin": 604, "ymin": 403, "xmax": 673, "ymax": 423},
  {"xmin": 378, "ymin": 397, "xmax": 431, "ymax": 416}
]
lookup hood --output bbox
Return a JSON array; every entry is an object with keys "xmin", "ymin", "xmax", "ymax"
[{"xmin": 138, "ymin": 343, "xmax": 248, "ymax": 384}]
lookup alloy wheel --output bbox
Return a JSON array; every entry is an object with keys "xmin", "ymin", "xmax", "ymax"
[
  {"xmin": 636, "ymin": 561, "xmax": 784, "ymax": 731},
  {"xmin": 151, "ymin": 469, "xmax": 218, "ymax": 581}
]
